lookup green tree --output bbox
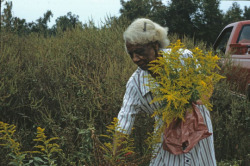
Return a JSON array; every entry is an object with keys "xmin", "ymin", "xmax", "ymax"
[
  {"xmin": 30, "ymin": 10, "xmax": 53, "ymax": 36},
  {"xmin": 192, "ymin": 0, "xmax": 224, "ymax": 44},
  {"xmin": 2, "ymin": 1, "xmax": 13, "ymax": 32},
  {"xmin": 164, "ymin": 0, "xmax": 199, "ymax": 37},
  {"xmin": 0, "ymin": 0, "xmax": 4, "ymax": 33},
  {"xmin": 12, "ymin": 17, "xmax": 28, "ymax": 35},
  {"xmin": 148, "ymin": 0, "xmax": 167, "ymax": 25},
  {"xmin": 223, "ymin": 2, "xmax": 243, "ymax": 25},
  {"xmin": 0, "ymin": 0, "xmax": 4, "ymax": 50},
  {"xmin": 243, "ymin": 6, "xmax": 250, "ymax": 20},
  {"xmin": 0, "ymin": 1, "xmax": 32, "ymax": 36},
  {"xmin": 120, "ymin": 0, "xmax": 151, "ymax": 20},
  {"xmin": 55, "ymin": 12, "xmax": 82, "ymax": 31},
  {"xmin": 119, "ymin": 0, "xmax": 166, "ymax": 25}
]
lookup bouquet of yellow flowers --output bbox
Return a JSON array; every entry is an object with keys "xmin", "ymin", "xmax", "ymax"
[{"xmin": 147, "ymin": 40, "xmax": 224, "ymax": 127}]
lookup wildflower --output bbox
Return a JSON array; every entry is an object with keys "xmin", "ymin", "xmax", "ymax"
[
  {"xmin": 146, "ymin": 40, "xmax": 225, "ymax": 127},
  {"xmin": 100, "ymin": 117, "xmax": 135, "ymax": 165},
  {"xmin": 33, "ymin": 127, "xmax": 62, "ymax": 165}
]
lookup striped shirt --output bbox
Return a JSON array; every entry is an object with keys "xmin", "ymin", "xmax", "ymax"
[{"xmin": 117, "ymin": 67, "xmax": 217, "ymax": 166}]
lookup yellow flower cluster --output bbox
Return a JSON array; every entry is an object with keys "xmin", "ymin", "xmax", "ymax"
[
  {"xmin": 147, "ymin": 40, "xmax": 224, "ymax": 126},
  {"xmin": 0, "ymin": 121, "xmax": 28, "ymax": 165},
  {"xmin": 33, "ymin": 127, "xmax": 62, "ymax": 157},
  {"xmin": 0, "ymin": 121, "xmax": 21, "ymax": 155},
  {"xmin": 100, "ymin": 117, "xmax": 135, "ymax": 165},
  {"xmin": 0, "ymin": 121, "xmax": 62, "ymax": 165}
]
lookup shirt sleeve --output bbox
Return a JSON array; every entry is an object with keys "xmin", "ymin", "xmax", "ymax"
[{"xmin": 117, "ymin": 79, "xmax": 141, "ymax": 135}]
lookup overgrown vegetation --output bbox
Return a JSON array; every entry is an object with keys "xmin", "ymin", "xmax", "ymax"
[
  {"xmin": 211, "ymin": 80, "xmax": 250, "ymax": 166},
  {"xmin": 0, "ymin": 17, "xmax": 134, "ymax": 165},
  {"xmin": 0, "ymin": 0, "xmax": 250, "ymax": 164},
  {"xmin": 0, "ymin": 18, "xmax": 249, "ymax": 165}
]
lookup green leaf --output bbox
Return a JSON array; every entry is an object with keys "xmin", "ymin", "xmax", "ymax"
[
  {"xmin": 8, "ymin": 162, "xmax": 19, "ymax": 166},
  {"xmin": 33, "ymin": 157, "xmax": 46, "ymax": 163}
]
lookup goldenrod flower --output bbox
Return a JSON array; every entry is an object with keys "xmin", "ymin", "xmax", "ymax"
[
  {"xmin": 33, "ymin": 127, "xmax": 62, "ymax": 165},
  {"xmin": 147, "ymin": 40, "xmax": 225, "ymax": 127},
  {"xmin": 100, "ymin": 117, "xmax": 135, "ymax": 165}
]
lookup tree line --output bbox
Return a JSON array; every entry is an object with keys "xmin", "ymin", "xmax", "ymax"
[
  {"xmin": 119, "ymin": 0, "xmax": 250, "ymax": 44},
  {"xmin": 0, "ymin": 1, "xmax": 83, "ymax": 36},
  {"xmin": 0, "ymin": 0, "xmax": 250, "ymax": 44}
]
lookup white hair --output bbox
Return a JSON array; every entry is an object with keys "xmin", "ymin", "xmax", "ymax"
[{"xmin": 123, "ymin": 18, "xmax": 170, "ymax": 49}]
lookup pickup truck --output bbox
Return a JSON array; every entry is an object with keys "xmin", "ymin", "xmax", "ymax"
[{"xmin": 213, "ymin": 20, "xmax": 250, "ymax": 97}]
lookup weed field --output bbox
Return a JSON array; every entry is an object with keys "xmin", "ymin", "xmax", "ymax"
[{"xmin": 0, "ymin": 19, "xmax": 249, "ymax": 165}]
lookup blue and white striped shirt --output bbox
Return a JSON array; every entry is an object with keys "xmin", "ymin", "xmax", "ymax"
[{"xmin": 117, "ymin": 66, "xmax": 217, "ymax": 166}]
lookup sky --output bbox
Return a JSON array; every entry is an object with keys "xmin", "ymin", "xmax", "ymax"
[{"xmin": 4, "ymin": 0, "xmax": 250, "ymax": 27}]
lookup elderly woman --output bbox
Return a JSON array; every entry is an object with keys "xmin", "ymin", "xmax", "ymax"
[{"xmin": 115, "ymin": 18, "xmax": 216, "ymax": 166}]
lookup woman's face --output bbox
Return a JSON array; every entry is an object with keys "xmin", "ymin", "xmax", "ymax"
[{"xmin": 126, "ymin": 42, "xmax": 159, "ymax": 70}]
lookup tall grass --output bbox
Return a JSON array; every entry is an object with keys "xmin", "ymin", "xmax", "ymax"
[
  {"xmin": 0, "ymin": 18, "xmax": 135, "ymax": 165},
  {"xmin": 0, "ymin": 18, "xmax": 249, "ymax": 165},
  {"xmin": 211, "ymin": 80, "xmax": 250, "ymax": 165}
]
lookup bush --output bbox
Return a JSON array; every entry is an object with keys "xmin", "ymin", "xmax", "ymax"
[{"xmin": 211, "ymin": 80, "xmax": 250, "ymax": 165}]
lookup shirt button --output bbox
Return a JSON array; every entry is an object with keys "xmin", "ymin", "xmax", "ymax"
[{"xmin": 186, "ymin": 160, "xmax": 189, "ymax": 162}]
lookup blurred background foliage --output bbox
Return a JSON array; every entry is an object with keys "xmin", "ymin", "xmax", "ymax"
[{"xmin": 0, "ymin": 0, "xmax": 249, "ymax": 165}]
